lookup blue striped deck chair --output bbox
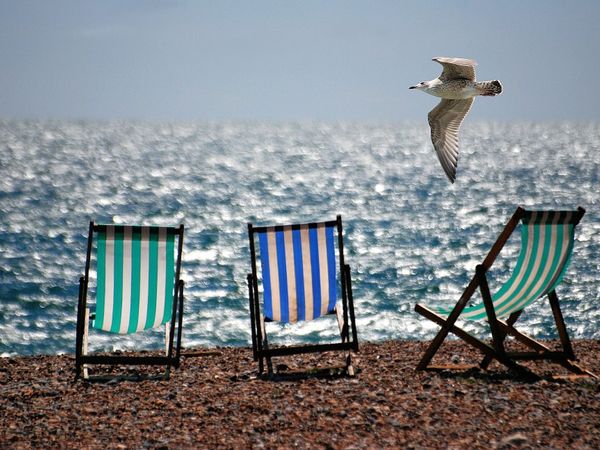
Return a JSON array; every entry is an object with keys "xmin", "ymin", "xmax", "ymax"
[
  {"xmin": 247, "ymin": 215, "xmax": 358, "ymax": 376},
  {"xmin": 75, "ymin": 222, "xmax": 185, "ymax": 380},
  {"xmin": 415, "ymin": 207, "xmax": 596, "ymax": 379}
]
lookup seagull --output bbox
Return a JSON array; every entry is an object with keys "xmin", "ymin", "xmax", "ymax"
[{"xmin": 410, "ymin": 57, "xmax": 502, "ymax": 183}]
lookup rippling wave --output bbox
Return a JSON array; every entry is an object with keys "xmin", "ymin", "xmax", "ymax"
[{"xmin": 1, "ymin": 120, "xmax": 599, "ymax": 356}]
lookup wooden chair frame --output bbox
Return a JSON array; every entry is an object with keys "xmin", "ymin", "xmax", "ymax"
[
  {"xmin": 247, "ymin": 215, "xmax": 359, "ymax": 376},
  {"xmin": 415, "ymin": 206, "xmax": 596, "ymax": 379},
  {"xmin": 75, "ymin": 222, "xmax": 185, "ymax": 380}
]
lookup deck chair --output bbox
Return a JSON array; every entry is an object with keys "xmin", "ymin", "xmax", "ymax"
[
  {"xmin": 247, "ymin": 215, "xmax": 359, "ymax": 376},
  {"xmin": 75, "ymin": 222, "xmax": 185, "ymax": 380},
  {"xmin": 415, "ymin": 206, "xmax": 596, "ymax": 379}
]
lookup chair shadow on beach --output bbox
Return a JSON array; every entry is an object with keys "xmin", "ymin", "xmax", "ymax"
[
  {"xmin": 422, "ymin": 340, "xmax": 592, "ymax": 383},
  {"xmin": 78, "ymin": 371, "xmax": 169, "ymax": 384},
  {"xmin": 261, "ymin": 365, "xmax": 356, "ymax": 382},
  {"xmin": 75, "ymin": 354, "xmax": 173, "ymax": 383},
  {"xmin": 251, "ymin": 349, "xmax": 363, "ymax": 382}
]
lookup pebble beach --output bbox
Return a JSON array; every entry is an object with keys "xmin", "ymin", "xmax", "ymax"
[{"xmin": 2, "ymin": 339, "xmax": 600, "ymax": 449}]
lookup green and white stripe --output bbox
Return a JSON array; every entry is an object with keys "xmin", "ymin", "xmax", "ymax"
[
  {"xmin": 94, "ymin": 226, "xmax": 175, "ymax": 334},
  {"xmin": 436, "ymin": 211, "xmax": 576, "ymax": 320}
]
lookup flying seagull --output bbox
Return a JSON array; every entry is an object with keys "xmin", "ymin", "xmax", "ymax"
[{"xmin": 410, "ymin": 57, "xmax": 502, "ymax": 183}]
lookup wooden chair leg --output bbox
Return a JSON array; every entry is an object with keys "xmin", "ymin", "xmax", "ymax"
[
  {"xmin": 414, "ymin": 296, "xmax": 472, "ymax": 370},
  {"xmin": 414, "ymin": 268, "xmax": 491, "ymax": 371},
  {"xmin": 336, "ymin": 306, "xmax": 355, "ymax": 376},
  {"xmin": 346, "ymin": 353, "xmax": 355, "ymax": 377},
  {"xmin": 164, "ymin": 322, "xmax": 170, "ymax": 354},
  {"xmin": 258, "ymin": 315, "xmax": 272, "ymax": 376},
  {"xmin": 344, "ymin": 264, "xmax": 359, "ymax": 351},
  {"xmin": 175, "ymin": 281, "xmax": 185, "ymax": 363},
  {"xmin": 416, "ymin": 304, "xmax": 503, "ymax": 361},
  {"xmin": 414, "ymin": 208, "xmax": 527, "ymax": 373},
  {"xmin": 164, "ymin": 322, "xmax": 171, "ymax": 379},
  {"xmin": 336, "ymin": 307, "xmax": 347, "ymax": 343},
  {"xmin": 547, "ymin": 290, "xmax": 575, "ymax": 359},
  {"xmin": 480, "ymin": 310, "xmax": 522, "ymax": 369},
  {"xmin": 247, "ymin": 274, "xmax": 258, "ymax": 361},
  {"xmin": 415, "ymin": 313, "xmax": 453, "ymax": 370},
  {"xmin": 258, "ymin": 355, "xmax": 264, "ymax": 375},
  {"xmin": 494, "ymin": 318, "xmax": 596, "ymax": 378},
  {"xmin": 477, "ymin": 266, "xmax": 506, "ymax": 357},
  {"xmin": 82, "ymin": 308, "xmax": 90, "ymax": 380},
  {"xmin": 75, "ymin": 277, "xmax": 86, "ymax": 380},
  {"xmin": 416, "ymin": 282, "xmax": 537, "ymax": 378},
  {"xmin": 477, "ymin": 267, "xmax": 538, "ymax": 379}
]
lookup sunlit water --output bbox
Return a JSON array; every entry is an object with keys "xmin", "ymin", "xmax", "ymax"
[{"xmin": 1, "ymin": 120, "xmax": 599, "ymax": 356}]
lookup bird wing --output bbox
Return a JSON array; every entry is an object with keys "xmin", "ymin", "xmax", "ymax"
[
  {"xmin": 427, "ymin": 98, "xmax": 474, "ymax": 183},
  {"xmin": 433, "ymin": 57, "xmax": 477, "ymax": 81}
]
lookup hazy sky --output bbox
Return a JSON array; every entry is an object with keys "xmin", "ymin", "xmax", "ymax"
[{"xmin": 1, "ymin": 0, "xmax": 599, "ymax": 122}]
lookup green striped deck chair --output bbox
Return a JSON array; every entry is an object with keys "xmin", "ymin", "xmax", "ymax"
[
  {"xmin": 247, "ymin": 215, "xmax": 358, "ymax": 376},
  {"xmin": 415, "ymin": 207, "xmax": 596, "ymax": 379},
  {"xmin": 75, "ymin": 222, "xmax": 185, "ymax": 380}
]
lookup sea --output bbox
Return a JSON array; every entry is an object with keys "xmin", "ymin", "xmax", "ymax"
[{"xmin": 1, "ymin": 120, "xmax": 599, "ymax": 357}]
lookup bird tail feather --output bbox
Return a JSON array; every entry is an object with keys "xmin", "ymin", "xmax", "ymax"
[{"xmin": 478, "ymin": 80, "xmax": 502, "ymax": 96}]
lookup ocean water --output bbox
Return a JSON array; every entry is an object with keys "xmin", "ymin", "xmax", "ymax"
[{"xmin": 1, "ymin": 120, "xmax": 599, "ymax": 357}]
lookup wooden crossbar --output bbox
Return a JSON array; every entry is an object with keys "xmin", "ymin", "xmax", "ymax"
[{"xmin": 413, "ymin": 206, "xmax": 595, "ymax": 380}]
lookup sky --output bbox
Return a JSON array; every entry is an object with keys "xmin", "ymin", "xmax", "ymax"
[{"xmin": 1, "ymin": 0, "xmax": 599, "ymax": 122}]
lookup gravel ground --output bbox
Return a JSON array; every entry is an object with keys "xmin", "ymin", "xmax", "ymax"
[{"xmin": 1, "ymin": 340, "xmax": 599, "ymax": 449}]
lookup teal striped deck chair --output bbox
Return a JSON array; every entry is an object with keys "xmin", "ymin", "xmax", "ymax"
[
  {"xmin": 415, "ymin": 207, "xmax": 596, "ymax": 379},
  {"xmin": 75, "ymin": 222, "xmax": 185, "ymax": 380},
  {"xmin": 247, "ymin": 215, "xmax": 358, "ymax": 376}
]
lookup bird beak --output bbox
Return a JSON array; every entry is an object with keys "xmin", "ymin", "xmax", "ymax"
[{"xmin": 409, "ymin": 85, "xmax": 417, "ymax": 89}]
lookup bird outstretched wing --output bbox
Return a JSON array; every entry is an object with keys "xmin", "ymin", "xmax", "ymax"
[
  {"xmin": 433, "ymin": 57, "xmax": 477, "ymax": 82},
  {"xmin": 428, "ymin": 98, "xmax": 474, "ymax": 183}
]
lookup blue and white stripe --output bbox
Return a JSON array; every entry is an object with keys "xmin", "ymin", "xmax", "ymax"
[{"xmin": 258, "ymin": 223, "xmax": 337, "ymax": 323}]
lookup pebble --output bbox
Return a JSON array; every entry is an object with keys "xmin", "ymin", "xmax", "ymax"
[{"xmin": 1, "ymin": 340, "xmax": 599, "ymax": 448}]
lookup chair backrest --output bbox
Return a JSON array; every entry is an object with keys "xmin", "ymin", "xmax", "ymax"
[
  {"xmin": 458, "ymin": 210, "xmax": 581, "ymax": 320},
  {"xmin": 250, "ymin": 218, "xmax": 344, "ymax": 323},
  {"xmin": 92, "ymin": 225, "xmax": 182, "ymax": 334}
]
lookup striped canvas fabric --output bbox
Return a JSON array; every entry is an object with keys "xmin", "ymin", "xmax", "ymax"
[
  {"xmin": 94, "ymin": 226, "xmax": 176, "ymax": 334},
  {"xmin": 436, "ymin": 211, "xmax": 576, "ymax": 320},
  {"xmin": 257, "ymin": 223, "xmax": 338, "ymax": 323}
]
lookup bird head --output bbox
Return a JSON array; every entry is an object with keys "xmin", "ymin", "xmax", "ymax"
[{"xmin": 409, "ymin": 81, "xmax": 429, "ymax": 90}]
